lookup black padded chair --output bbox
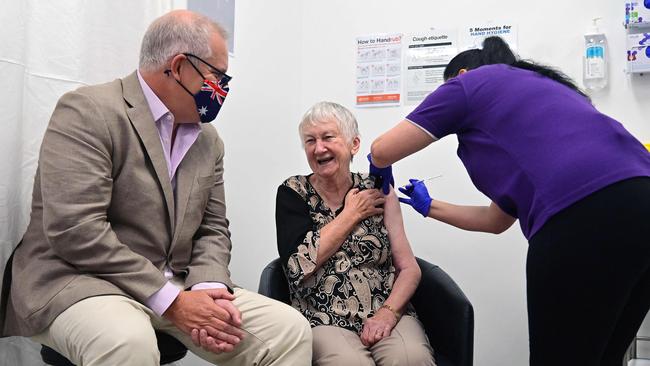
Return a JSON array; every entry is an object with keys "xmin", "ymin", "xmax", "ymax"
[
  {"xmin": 40, "ymin": 331, "xmax": 187, "ymax": 366},
  {"xmin": 258, "ymin": 257, "xmax": 474, "ymax": 366},
  {"xmin": 1, "ymin": 247, "xmax": 187, "ymax": 366}
]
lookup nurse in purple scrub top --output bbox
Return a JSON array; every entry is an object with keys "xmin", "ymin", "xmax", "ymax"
[{"xmin": 369, "ymin": 36, "xmax": 650, "ymax": 366}]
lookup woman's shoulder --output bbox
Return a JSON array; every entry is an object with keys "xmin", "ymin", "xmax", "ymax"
[
  {"xmin": 280, "ymin": 175, "xmax": 310, "ymax": 199},
  {"xmin": 353, "ymin": 172, "xmax": 378, "ymax": 190}
]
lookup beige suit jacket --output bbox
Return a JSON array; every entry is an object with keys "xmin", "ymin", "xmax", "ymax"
[{"xmin": 1, "ymin": 72, "xmax": 234, "ymax": 336}]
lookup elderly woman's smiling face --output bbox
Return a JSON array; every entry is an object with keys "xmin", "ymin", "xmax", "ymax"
[{"xmin": 301, "ymin": 118, "xmax": 360, "ymax": 181}]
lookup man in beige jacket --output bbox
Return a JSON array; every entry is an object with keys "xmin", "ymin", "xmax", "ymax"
[{"xmin": 0, "ymin": 9, "xmax": 311, "ymax": 366}]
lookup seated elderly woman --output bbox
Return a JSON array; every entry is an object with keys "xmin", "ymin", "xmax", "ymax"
[{"xmin": 275, "ymin": 101, "xmax": 435, "ymax": 365}]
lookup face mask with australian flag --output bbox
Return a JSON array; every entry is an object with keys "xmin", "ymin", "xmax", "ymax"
[
  {"xmin": 172, "ymin": 53, "xmax": 231, "ymax": 123},
  {"xmin": 193, "ymin": 78, "xmax": 229, "ymax": 123}
]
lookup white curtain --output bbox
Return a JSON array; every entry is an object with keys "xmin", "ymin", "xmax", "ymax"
[{"xmin": 0, "ymin": 1, "xmax": 175, "ymax": 363}]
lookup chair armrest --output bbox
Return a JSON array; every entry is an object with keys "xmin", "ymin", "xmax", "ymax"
[
  {"xmin": 257, "ymin": 258, "xmax": 290, "ymax": 304},
  {"xmin": 412, "ymin": 257, "xmax": 474, "ymax": 366}
]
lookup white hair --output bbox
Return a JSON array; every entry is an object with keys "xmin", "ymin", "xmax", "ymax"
[
  {"xmin": 139, "ymin": 11, "xmax": 227, "ymax": 72},
  {"xmin": 299, "ymin": 101, "xmax": 360, "ymax": 145}
]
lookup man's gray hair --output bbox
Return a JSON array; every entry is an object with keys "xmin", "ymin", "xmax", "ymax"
[
  {"xmin": 299, "ymin": 101, "xmax": 360, "ymax": 145},
  {"xmin": 139, "ymin": 11, "xmax": 227, "ymax": 72}
]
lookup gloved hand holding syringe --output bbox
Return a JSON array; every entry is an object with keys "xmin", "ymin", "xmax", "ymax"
[{"xmin": 398, "ymin": 175, "xmax": 442, "ymax": 217}]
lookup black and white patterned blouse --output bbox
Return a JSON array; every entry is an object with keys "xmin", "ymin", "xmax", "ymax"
[{"xmin": 275, "ymin": 172, "xmax": 415, "ymax": 334}]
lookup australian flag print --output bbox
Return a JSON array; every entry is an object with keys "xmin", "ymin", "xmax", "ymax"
[{"xmin": 195, "ymin": 79, "xmax": 229, "ymax": 123}]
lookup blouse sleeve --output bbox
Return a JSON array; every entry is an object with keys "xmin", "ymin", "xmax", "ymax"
[
  {"xmin": 275, "ymin": 184, "xmax": 321, "ymax": 289},
  {"xmin": 405, "ymin": 77, "xmax": 469, "ymax": 139}
]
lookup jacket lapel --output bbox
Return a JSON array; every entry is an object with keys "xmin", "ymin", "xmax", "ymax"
[{"xmin": 122, "ymin": 72, "xmax": 175, "ymax": 230}]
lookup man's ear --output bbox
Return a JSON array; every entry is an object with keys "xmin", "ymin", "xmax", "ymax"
[
  {"xmin": 168, "ymin": 54, "xmax": 186, "ymax": 79},
  {"xmin": 458, "ymin": 68, "xmax": 468, "ymax": 75}
]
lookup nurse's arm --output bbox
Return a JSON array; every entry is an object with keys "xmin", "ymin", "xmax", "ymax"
[
  {"xmin": 428, "ymin": 200, "xmax": 516, "ymax": 234},
  {"xmin": 371, "ymin": 120, "xmax": 434, "ymax": 168}
]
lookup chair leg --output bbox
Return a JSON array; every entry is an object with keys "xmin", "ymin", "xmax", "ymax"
[
  {"xmin": 623, "ymin": 338, "xmax": 637, "ymax": 366},
  {"xmin": 623, "ymin": 341, "xmax": 632, "ymax": 366}
]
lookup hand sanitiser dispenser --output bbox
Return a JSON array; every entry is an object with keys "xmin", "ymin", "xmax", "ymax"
[{"xmin": 583, "ymin": 18, "xmax": 608, "ymax": 91}]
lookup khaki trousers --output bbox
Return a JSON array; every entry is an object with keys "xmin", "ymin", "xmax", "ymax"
[
  {"xmin": 312, "ymin": 315, "xmax": 435, "ymax": 366},
  {"xmin": 32, "ymin": 288, "xmax": 312, "ymax": 366}
]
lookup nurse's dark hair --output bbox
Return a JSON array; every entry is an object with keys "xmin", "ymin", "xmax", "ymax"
[{"xmin": 444, "ymin": 36, "xmax": 589, "ymax": 100}]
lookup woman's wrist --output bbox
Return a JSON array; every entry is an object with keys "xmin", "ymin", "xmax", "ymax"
[
  {"xmin": 340, "ymin": 208, "xmax": 362, "ymax": 225},
  {"xmin": 380, "ymin": 303, "xmax": 401, "ymax": 321}
]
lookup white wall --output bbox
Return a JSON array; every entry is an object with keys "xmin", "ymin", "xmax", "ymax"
[{"xmin": 220, "ymin": 1, "xmax": 650, "ymax": 366}]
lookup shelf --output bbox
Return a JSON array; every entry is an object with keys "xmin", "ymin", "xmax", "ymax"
[
  {"xmin": 627, "ymin": 68, "xmax": 650, "ymax": 74},
  {"xmin": 626, "ymin": 61, "xmax": 650, "ymax": 74},
  {"xmin": 626, "ymin": 22, "xmax": 650, "ymax": 29}
]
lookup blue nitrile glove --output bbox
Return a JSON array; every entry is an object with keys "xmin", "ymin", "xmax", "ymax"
[
  {"xmin": 398, "ymin": 179, "xmax": 433, "ymax": 217},
  {"xmin": 367, "ymin": 153, "xmax": 394, "ymax": 194}
]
